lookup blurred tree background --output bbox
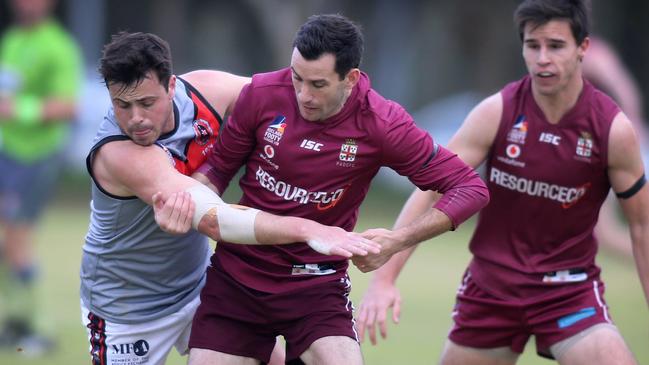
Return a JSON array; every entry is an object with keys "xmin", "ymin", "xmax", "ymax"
[{"xmin": 3, "ymin": 0, "xmax": 649, "ymax": 133}]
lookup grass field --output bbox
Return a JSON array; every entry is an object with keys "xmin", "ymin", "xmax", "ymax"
[{"xmin": 0, "ymin": 178, "xmax": 647, "ymax": 364}]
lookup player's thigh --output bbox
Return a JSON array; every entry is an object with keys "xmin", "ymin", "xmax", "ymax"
[
  {"xmin": 268, "ymin": 337, "xmax": 286, "ymax": 365},
  {"xmin": 299, "ymin": 336, "xmax": 362, "ymax": 365},
  {"xmin": 281, "ymin": 275, "xmax": 358, "ymax": 362},
  {"xmin": 553, "ymin": 324, "xmax": 637, "ymax": 365},
  {"xmin": 188, "ymin": 348, "xmax": 260, "ymax": 365},
  {"xmin": 439, "ymin": 340, "xmax": 518, "ymax": 365}
]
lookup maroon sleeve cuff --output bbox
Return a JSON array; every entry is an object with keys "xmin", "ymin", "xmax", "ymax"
[
  {"xmin": 196, "ymin": 163, "xmax": 229, "ymax": 195},
  {"xmin": 433, "ymin": 179, "xmax": 489, "ymax": 229},
  {"xmin": 429, "ymin": 148, "xmax": 490, "ymax": 228}
]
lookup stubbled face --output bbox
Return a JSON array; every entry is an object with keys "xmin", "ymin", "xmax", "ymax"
[
  {"xmin": 522, "ymin": 19, "xmax": 588, "ymax": 96},
  {"xmin": 108, "ymin": 72, "xmax": 176, "ymax": 146},
  {"xmin": 290, "ymin": 48, "xmax": 356, "ymax": 122}
]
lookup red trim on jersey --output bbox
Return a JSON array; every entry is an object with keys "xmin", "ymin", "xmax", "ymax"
[{"xmin": 173, "ymin": 90, "xmax": 222, "ymax": 175}]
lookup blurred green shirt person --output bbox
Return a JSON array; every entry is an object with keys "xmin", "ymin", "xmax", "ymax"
[
  {"xmin": 0, "ymin": 0, "xmax": 81, "ymax": 356},
  {"xmin": 0, "ymin": 17, "xmax": 81, "ymax": 161}
]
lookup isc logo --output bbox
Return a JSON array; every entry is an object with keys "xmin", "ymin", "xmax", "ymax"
[
  {"xmin": 539, "ymin": 132, "xmax": 561, "ymax": 145},
  {"xmin": 300, "ymin": 139, "xmax": 323, "ymax": 151}
]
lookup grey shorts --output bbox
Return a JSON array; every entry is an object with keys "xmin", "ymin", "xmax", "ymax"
[{"xmin": 0, "ymin": 151, "xmax": 63, "ymax": 223}]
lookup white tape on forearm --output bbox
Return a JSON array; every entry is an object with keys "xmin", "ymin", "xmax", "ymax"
[
  {"xmin": 184, "ymin": 184, "xmax": 260, "ymax": 244},
  {"xmin": 216, "ymin": 204, "xmax": 260, "ymax": 244},
  {"xmin": 185, "ymin": 184, "xmax": 222, "ymax": 228}
]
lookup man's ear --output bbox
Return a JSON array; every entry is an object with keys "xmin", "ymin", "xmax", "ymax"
[
  {"xmin": 578, "ymin": 36, "xmax": 590, "ymax": 62},
  {"xmin": 345, "ymin": 68, "xmax": 361, "ymax": 89},
  {"xmin": 167, "ymin": 75, "xmax": 177, "ymax": 99}
]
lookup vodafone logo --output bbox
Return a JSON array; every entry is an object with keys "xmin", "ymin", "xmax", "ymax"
[
  {"xmin": 264, "ymin": 145, "xmax": 275, "ymax": 158},
  {"xmin": 506, "ymin": 144, "xmax": 521, "ymax": 159}
]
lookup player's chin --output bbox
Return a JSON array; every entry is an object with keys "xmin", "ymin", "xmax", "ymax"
[{"xmin": 299, "ymin": 107, "xmax": 321, "ymax": 121}]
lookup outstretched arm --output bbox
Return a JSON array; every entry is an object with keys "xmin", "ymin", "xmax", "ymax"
[
  {"xmin": 354, "ymin": 92, "xmax": 502, "ymax": 344},
  {"xmin": 93, "ymin": 140, "xmax": 379, "ymax": 258},
  {"xmin": 353, "ymin": 93, "xmax": 501, "ymax": 273}
]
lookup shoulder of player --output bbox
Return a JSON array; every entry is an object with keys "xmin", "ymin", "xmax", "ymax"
[
  {"xmin": 179, "ymin": 70, "xmax": 251, "ymax": 116},
  {"xmin": 179, "ymin": 70, "xmax": 250, "ymax": 94},
  {"xmin": 180, "ymin": 69, "xmax": 250, "ymax": 86},
  {"xmin": 446, "ymin": 93, "xmax": 502, "ymax": 158},
  {"xmin": 360, "ymin": 89, "xmax": 414, "ymax": 129},
  {"xmin": 468, "ymin": 92, "xmax": 503, "ymax": 122},
  {"xmin": 608, "ymin": 111, "xmax": 637, "ymax": 152},
  {"xmin": 590, "ymin": 86, "xmax": 622, "ymax": 120},
  {"xmin": 248, "ymin": 68, "xmax": 293, "ymax": 90},
  {"xmin": 232, "ymin": 69, "xmax": 294, "ymax": 108}
]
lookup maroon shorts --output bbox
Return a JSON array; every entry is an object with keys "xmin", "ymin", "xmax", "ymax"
[
  {"xmin": 448, "ymin": 271, "xmax": 612, "ymax": 358},
  {"xmin": 189, "ymin": 262, "xmax": 358, "ymax": 363}
]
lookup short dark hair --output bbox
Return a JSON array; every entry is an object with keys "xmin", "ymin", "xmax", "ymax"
[
  {"xmin": 514, "ymin": 0, "xmax": 591, "ymax": 45},
  {"xmin": 292, "ymin": 14, "xmax": 364, "ymax": 80},
  {"xmin": 99, "ymin": 32, "xmax": 173, "ymax": 91}
]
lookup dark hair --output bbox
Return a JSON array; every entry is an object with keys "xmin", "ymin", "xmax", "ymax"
[
  {"xmin": 514, "ymin": 0, "xmax": 591, "ymax": 45},
  {"xmin": 99, "ymin": 32, "xmax": 173, "ymax": 91},
  {"xmin": 292, "ymin": 14, "xmax": 364, "ymax": 80}
]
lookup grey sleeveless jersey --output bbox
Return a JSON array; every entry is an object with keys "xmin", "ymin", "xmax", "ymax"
[{"xmin": 80, "ymin": 78, "xmax": 221, "ymax": 323}]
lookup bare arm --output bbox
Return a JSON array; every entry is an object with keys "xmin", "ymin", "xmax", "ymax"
[
  {"xmin": 92, "ymin": 140, "xmax": 190, "ymax": 204},
  {"xmin": 583, "ymin": 39, "xmax": 644, "ymax": 259},
  {"xmin": 607, "ymin": 112, "xmax": 649, "ymax": 307},
  {"xmin": 94, "ymin": 140, "xmax": 379, "ymax": 257},
  {"xmin": 355, "ymin": 92, "xmax": 501, "ymax": 343},
  {"xmin": 446, "ymin": 92, "xmax": 503, "ymax": 167},
  {"xmin": 180, "ymin": 70, "xmax": 250, "ymax": 117}
]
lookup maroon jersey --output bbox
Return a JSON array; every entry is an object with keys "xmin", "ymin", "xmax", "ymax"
[
  {"xmin": 470, "ymin": 76, "xmax": 621, "ymax": 299},
  {"xmin": 200, "ymin": 68, "xmax": 488, "ymax": 293}
]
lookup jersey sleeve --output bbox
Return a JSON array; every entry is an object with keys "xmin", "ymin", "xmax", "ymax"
[
  {"xmin": 198, "ymin": 82, "xmax": 257, "ymax": 194},
  {"xmin": 382, "ymin": 109, "xmax": 489, "ymax": 228}
]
